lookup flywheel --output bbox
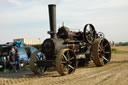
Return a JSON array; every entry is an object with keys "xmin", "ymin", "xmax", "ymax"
[{"xmin": 83, "ymin": 24, "xmax": 96, "ymax": 44}]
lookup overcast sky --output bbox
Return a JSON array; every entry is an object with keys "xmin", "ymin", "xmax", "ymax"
[{"xmin": 0, "ymin": 0, "xmax": 128, "ymax": 44}]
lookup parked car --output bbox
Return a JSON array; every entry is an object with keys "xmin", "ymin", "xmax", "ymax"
[{"xmin": 0, "ymin": 44, "xmax": 38, "ymax": 70}]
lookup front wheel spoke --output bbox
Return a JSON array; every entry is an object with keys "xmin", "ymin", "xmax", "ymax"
[
  {"xmin": 68, "ymin": 65, "xmax": 74, "ymax": 70},
  {"xmin": 68, "ymin": 57, "xmax": 74, "ymax": 61},
  {"xmin": 61, "ymin": 61, "xmax": 66, "ymax": 64},
  {"xmin": 63, "ymin": 65, "xmax": 69, "ymax": 72},
  {"xmin": 66, "ymin": 51, "xmax": 69, "ymax": 56},
  {"xmin": 63, "ymin": 54, "xmax": 68, "ymax": 61}
]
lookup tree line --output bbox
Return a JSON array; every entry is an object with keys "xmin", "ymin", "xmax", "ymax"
[{"xmin": 116, "ymin": 42, "xmax": 128, "ymax": 46}]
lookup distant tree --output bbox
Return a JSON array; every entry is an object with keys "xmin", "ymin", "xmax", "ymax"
[{"xmin": 116, "ymin": 42, "xmax": 128, "ymax": 46}]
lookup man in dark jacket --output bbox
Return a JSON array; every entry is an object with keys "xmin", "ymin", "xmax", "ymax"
[{"xmin": 14, "ymin": 46, "xmax": 19, "ymax": 70}]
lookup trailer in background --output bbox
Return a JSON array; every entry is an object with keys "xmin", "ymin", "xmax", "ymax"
[{"xmin": 13, "ymin": 38, "xmax": 41, "ymax": 46}]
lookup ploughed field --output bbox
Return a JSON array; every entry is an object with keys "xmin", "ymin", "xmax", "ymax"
[{"xmin": 0, "ymin": 46, "xmax": 128, "ymax": 85}]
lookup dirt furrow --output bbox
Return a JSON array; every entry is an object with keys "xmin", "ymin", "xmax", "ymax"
[
  {"xmin": 10, "ymin": 60, "xmax": 126, "ymax": 85},
  {"xmin": 1, "ymin": 53, "xmax": 128, "ymax": 85}
]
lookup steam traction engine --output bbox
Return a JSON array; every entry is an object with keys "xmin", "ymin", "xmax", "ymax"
[{"xmin": 29, "ymin": 4, "xmax": 111, "ymax": 76}]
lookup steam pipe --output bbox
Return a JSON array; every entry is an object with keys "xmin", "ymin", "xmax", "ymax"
[{"xmin": 48, "ymin": 4, "xmax": 57, "ymax": 39}]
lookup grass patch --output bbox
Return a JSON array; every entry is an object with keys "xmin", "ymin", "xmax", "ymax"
[
  {"xmin": 112, "ymin": 47, "xmax": 128, "ymax": 54},
  {"xmin": 111, "ymin": 48, "xmax": 120, "ymax": 53}
]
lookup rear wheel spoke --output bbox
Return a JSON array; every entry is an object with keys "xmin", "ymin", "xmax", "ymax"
[
  {"xmin": 67, "ymin": 51, "xmax": 70, "ymax": 59},
  {"xmin": 102, "ymin": 56, "xmax": 109, "ymax": 62},
  {"xmin": 103, "ymin": 43, "xmax": 108, "ymax": 49},
  {"xmin": 101, "ymin": 41, "xmax": 104, "ymax": 48},
  {"xmin": 61, "ymin": 61, "xmax": 66, "ymax": 64},
  {"xmin": 92, "ymin": 38, "xmax": 111, "ymax": 66},
  {"xmin": 104, "ymin": 52, "xmax": 110, "ymax": 54},
  {"xmin": 99, "ymin": 45, "xmax": 103, "ymax": 50},
  {"xmin": 68, "ymin": 57, "xmax": 74, "ymax": 61}
]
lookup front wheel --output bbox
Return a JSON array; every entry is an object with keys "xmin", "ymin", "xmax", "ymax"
[{"xmin": 56, "ymin": 49, "xmax": 76, "ymax": 76}]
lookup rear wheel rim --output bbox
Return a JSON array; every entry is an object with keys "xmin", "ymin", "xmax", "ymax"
[{"xmin": 92, "ymin": 38, "xmax": 111, "ymax": 66}]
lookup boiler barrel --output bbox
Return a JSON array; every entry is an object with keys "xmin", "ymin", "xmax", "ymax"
[{"xmin": 42, "ymin": 38, "xmax": 65, "ymax": 59}]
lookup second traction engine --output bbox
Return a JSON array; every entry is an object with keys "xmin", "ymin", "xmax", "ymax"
[{"xmin": 29, "ymin": 4, "xmax": 111, "ymax": 76}]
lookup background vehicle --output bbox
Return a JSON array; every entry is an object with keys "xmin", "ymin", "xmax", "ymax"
[
  {"xmin": 24, "ymin": 46, "xmax": 38, "ymax": 59},
  {"xmin": 0, "ymin": 44, "xmax": 37, "ymax": 70}
]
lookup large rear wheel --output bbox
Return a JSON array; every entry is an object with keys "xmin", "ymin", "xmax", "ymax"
[
  {"xmin": 56, "ymin": 49, "xmax": 76, "ymax": 76},
  {"xmin": 92, "ymin": 38, "xmax": 111, "ymax": 66}
]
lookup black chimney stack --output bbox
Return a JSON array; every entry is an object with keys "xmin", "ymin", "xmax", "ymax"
[{"xmin": 48, "ymin": 4, "xmax": 56, "ymax": 39}]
